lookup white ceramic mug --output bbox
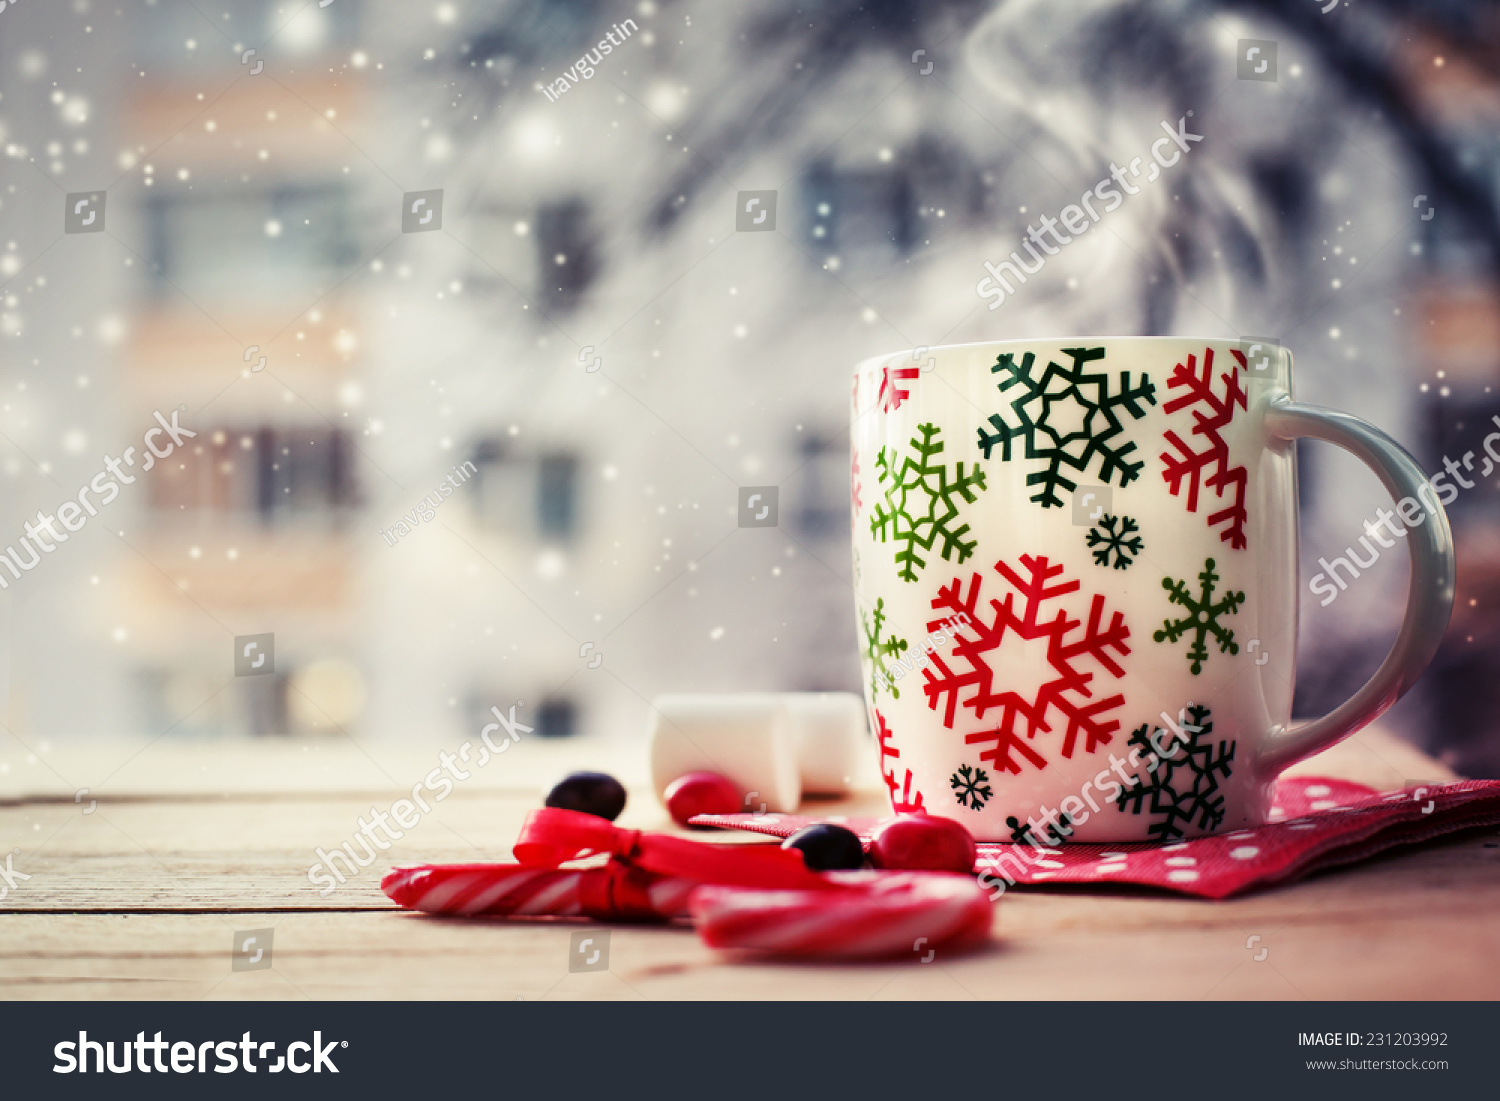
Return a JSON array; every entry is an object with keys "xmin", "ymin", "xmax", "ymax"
[{"xmin": 851, "ymin": 337, "xmax": 1454, "ymax": 842}]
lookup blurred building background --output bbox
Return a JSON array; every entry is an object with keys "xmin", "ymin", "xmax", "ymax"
[{"xmin": 0, "ymin": 0, "xmax": 1498, "ymax": 773}]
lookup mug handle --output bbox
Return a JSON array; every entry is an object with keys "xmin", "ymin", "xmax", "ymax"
[{"xmin": 1258, "ymin": 397, "xmax": 1456, "ymax": 774}]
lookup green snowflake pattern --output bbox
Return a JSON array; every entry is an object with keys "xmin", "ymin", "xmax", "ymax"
[
  {"xmin": 860, "ymin": 598, "xmax": 909, "ymax": 699},
  {"xmin": 950, "ymin": 764, "xmax": 993, "ymax": 810},
  {"xmin": 1085, "ymin": 513, "xmax": 1143, "ymax": 570},
  {"xmin": 1154, "ymin": 557, "xmax": 1245, "ymax": 674},
  {"xmin": 870, "ymin": 422, "xmax": 986, "ymax": 582},
  {"xmin": 977, "ymin": 346, "xmax": 1156, "ymax": 509}
]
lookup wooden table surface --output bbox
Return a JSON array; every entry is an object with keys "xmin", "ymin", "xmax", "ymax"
[{"xmin": 3, "ymin": 726, "xmax": 1497, "ymax": 1000}]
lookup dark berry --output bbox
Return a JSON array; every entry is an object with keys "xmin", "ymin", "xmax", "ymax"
[
  {"xmin": 869, "ymin": 814, "xmax": 976, "ymax": 873},
  {"xmin": 545, "ymin": 771, "xmax": 627, "ymax": 821},
  {"xmin": 664, "ymin": 771, "xmax": 742, "ymax": 828},
  {"xmin": 782, "ymin": 823, "xmax": 865, "ymax": 871}
]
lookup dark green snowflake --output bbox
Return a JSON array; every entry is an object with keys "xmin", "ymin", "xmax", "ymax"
[
  {"xmin": 870, "ymin": 423, "xmax": 986, "ymax": 582},
  {"xmin": 950, "ymin": 764, "xmax": 993, "ymax": 810},
  {"xmin": 1115, "ymin": 704, "xmax": 1236, "ymax": 840},
  {"xmin": 1154, "ymin": 557, "xmax": 1245, "ymax": 674},
  {"xmin": 977, "ymin": 346, "xmax": 1156, "ymax": 509},
  {"xmin": 1006, "ymin": 811, "xmax": 1075, "ymax": 845},
  {"xmin": 1085, "ymin": 513, "xmax": 1143, "ymax": 569},
  {"xmin": 860, "ymin": 597, "xmax": 909, "ymax": 699}
]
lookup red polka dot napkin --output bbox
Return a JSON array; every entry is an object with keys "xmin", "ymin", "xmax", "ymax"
[{"xmin": 689, "ymin": 778, "xmax": 1500, "ymax": 899}]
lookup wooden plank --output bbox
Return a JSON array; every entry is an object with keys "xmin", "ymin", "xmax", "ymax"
[
  {"xmin": 0, "ymin": 725, "xmax": 1455, "ymax": 913},
  {"xmin": 2, "ymin": 832, "xmax": 1498, "ymax": 1000},
  {"xmin": 0, "ymin": 726, "xmax": 1491, "ymax": 999}
]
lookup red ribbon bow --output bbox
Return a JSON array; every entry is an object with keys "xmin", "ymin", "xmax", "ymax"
[
  {"xmin": 514, "ymin": 807, "xmax": 832, "ymax": 891},
  {"xmin": 385, "ymin": 809, "xmax": 994, "ymax": 957}
]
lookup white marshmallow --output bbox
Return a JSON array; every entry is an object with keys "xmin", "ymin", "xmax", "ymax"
[
  {"xmin": 647, "ymin": 694, "xmax": 801, "ymax": 813},
  {"xmin": 647, "ymin": 692, "xmax": 870, "ymax": 811},
  {"xmin": 781, "ymin": 692, "xmax": 866, "ymax": 795}
]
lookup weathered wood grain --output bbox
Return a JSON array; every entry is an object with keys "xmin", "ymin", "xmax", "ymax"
[{"xmin": 0, "ymin": 727, "xmax": 1491, "ymax": 1000}]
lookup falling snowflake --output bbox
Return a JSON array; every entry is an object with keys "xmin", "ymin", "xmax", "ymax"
[
  {"xmin": 1160, "ymin": 347, "xmax": 1250, "ymax": 550},
  {"xmin": 859, "ymin": 597, "xmax": 909, "ymax": 699},
  {"xmin": 950, "ymin": 763, "xmax": 992, "ymax": 810},
  {"xmin": 924, "ymin": 553, "xmax": 1131, "ymax": 775},
  {"xmin": 1085, "ymin": 513, "xmax": 1143, "ymax": 569},
  {"xmin": 875, "ymin": 708, "xmax": 926, "ymax": 812},
  {"xmin": 976, "ymin": 346, "xmax": 1156, "ymax": 509},
  {"xmin": 1154, "ymin": 557, "xmax": 1244, "ymax": 675},
  {"xmin": 869, "ymin": 422, "xmax": 986, "ymax": 582},
  {"xmin": 1115, "ymin": 704, "xmax": 1236, "ymax": 840},
  {"xmin": 878, "ymin": 363, "xmax": 921, "ymax": 412}
]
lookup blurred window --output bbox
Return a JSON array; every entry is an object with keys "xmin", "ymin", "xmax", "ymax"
[
  {"xmin": 800, "ymin": 141, "xmax": 982, "ymax": 260},
  {"xmin": 1423, "ymin": 133, "xmax": 1500, "ymax": 275},
  {"xmin": 802, "ymin": 161, "xmax": 913, "ymax": 254},
  {"xmin": 143, "ymin": 185, "xmax": 358, "ymax": 304},
  {"xmin": 535, "ymin": 198, "xmax": 599, "ymax": 315},
  {"xmin": 538, "ymin": 454, "xmax": 579, "ymax": 537},
  {"xmin": 467, "ymin": 0, "xmax": 606, "ymax": 67},
  {"xmin": 1427, "ymin": 396, "xmax": 1500, "ymax": 519},
  {"xmin": 468, "ymin": 440, "xmax": 581, "ymax": 540},
  {"xmin": 535, "ymin": 698, "xmax": 577, "ymax": 739},
  {"xmin": 129, "ymin": 2, "xmax": 359, "ymax": 70},
  {"xmin": 148, "ymin": 427, "xmax": 358, "ymax": 525},
  {"xmin": 792, "ymin": 428, "xmax": 848, "ymax": 539}
]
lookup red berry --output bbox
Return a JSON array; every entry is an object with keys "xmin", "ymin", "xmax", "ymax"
[
  {"xmin": 869, "ymin": 814, "xmax": 976, "ymax": 873},
  {"xmin": 664, "ymin": 771, "xmax": 743, "ymax": 828}
]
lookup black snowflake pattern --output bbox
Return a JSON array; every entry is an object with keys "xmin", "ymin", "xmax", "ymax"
[
  {"xmin": 1115, "ymin": 704, "xmax": 1236, "ymax": 840},
  {"xmin": 949, "ymin": 764, "xmax": 993, "ymax": 810},
  {"xmin": 1006, "ymin": 811, "xmax": 1075, "ymax": 846},
  {"xmin": 977, "ymin": 346, "xmax": 1156, "ymax": 509},
  {"xmin": 1085, "ymin": 513, "xmax": 1143, "ymax": 570},
  {"xmin": 1155, "ymin": 557, "xmax": 1245, "ymax": 674}
]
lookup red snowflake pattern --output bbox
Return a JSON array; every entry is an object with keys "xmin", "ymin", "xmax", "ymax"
[
  {"xmin": 923, "ymin": 554, "xmax": 1131, "ymax": 776},
  {"xmin": 1160, "ymin": 347, "xmax": 1250, "ymax": 550},
  {"xmin": 878, "ymin": 364, "xmax": 921, "ymax": 413},
  {"xmin": 875, "ymin": 708, "xmax": 926, "ymax": 812},
  {"xmin": 850, "ymin": 449, "xmax": 862, "ymax": 523}
]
